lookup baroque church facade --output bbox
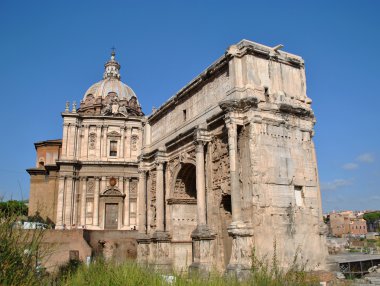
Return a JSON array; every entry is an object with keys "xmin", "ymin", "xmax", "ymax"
[{"xmin": 28, "ymin": 40, "xmax": 327, "ymax": 274}]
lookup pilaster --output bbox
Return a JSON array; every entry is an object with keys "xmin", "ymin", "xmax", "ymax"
[
  {"xmin": 96, "ymin": 125, "xmax": 102, "ymax": 158},
  {"xmin": 82, "ymin": 124, "xmax": 89, "ymax": 159},
  {"xmin": 80, "ymin": 177, "xmax": 87, "ymax": 227},
  {"xmin": 126, "ymin": 127, "xmax": 132, "ymax": 158},
  {"xmin": 56, "ymin": 176, "xmax": 65, "ymax": 229},
  {"xmin": 124, "ymin": 177, "xmax": 130, "ymax": 228},
  {"xmin": 64, "ymin": 176, "xmax": 73, "ymax": 227},
  {"xmin": 93, "ymin": 177, "xmax": 100, "ymax": 227},
  {"xmin": 61, "ymin": 123, "xmax": 69, "ymax": 159},
  {"xmin": 101, "ymin": 125, "xmax": 108, "ymax": 160}
]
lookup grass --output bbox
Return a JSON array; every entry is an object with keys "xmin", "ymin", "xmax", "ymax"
[
  {"xmin": 0, "ymin": 213, "xmax": 46, "ymax": 286},
  {"xmin": 0, "ymin": 212, "xmax": 326, "ymax": 286}
]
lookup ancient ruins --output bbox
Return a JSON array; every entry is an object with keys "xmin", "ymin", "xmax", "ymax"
[{"xmin": 28, "ymin": 39, "xmax": 327, "ymax": 275}]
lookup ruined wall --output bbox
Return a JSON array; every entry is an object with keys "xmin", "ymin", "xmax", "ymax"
[
  {"xmin": 150, "ymin": 68, "xmax": 231, "ymax": 147},
  {"xmin": 247, "ymin": 118, "xmax": 326, "ymax": 268}
]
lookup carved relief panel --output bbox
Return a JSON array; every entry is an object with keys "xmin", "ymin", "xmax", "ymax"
[
  {"xmin": 89, "ymin": 133, "xmax": 96, "ymax": 150},
  {"xmin": 148, "ymin": 171, "xmax": 156, "ymax": 230},
  {"xmin": 211, "ymin": 129, "xmax": 230, "ymax": 197}
]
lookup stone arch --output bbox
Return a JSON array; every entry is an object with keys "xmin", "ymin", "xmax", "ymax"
[
  {"xmin": 168, "ymin": 161, "xmax": 198, "ymax": 271},
  {"xmin": 170, "ymin": 161, "xmax": 197, "ymax": 200}
]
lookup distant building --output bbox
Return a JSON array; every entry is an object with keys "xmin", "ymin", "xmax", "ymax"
[{"xmin": 328, "ymin": 211, "xmax": 367, "ymax": 237}]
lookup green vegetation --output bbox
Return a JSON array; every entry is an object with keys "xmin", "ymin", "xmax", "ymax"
[
  {"xmin": 0, "ymin": 208, "xmax": 324, "ymax": 286},
  {"xmin": 56, "ymin": 258, "xmax": 320, "ymax": 286},
  {"xmin": 0, "ymin": 200, "xmax": 28, "ymax": 217},
  {"xmin": 363, "ymin": 211, "xmax": 380, "ymax": 223},
  {"xmin": 0, "ymin": 211, "xmax": 46, "ymax": 286}
]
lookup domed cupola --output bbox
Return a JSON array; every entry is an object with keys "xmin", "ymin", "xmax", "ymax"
[{"xmin": 78, "ymin": 51, "xmax": 143, "ymax": 117}]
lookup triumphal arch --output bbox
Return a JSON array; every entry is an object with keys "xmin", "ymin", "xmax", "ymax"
[
  {"xmin": 28, "ymin": 39, "xmax": 327, "ymax": 275},
  {"xmin": 136, "ymin": 40, "xmax": 326, "ymax": 274}
]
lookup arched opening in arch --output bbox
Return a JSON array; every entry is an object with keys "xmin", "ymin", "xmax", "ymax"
[
  {"xmin": 174, "ymin": 163, "xmax": 196, "ymax": 199},
  {"xmin": 169, "ymin": 162, "xmax": 197, "ymax": 271}
]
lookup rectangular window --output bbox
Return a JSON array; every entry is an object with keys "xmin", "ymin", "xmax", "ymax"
[
  {"xmin": 183, "ymin": 109, "xmax": 187, "ymax": 121},
  {"xmin": 110, "ymin": 141, "xmax": 117, "ymax": 156},
  {"xmin": 294, "ymin": 186, "xmax": 304, "ymax": 207}
]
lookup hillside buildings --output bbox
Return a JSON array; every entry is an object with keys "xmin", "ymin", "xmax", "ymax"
[{"xmin": 328, "ymin": 211, "xmax": 368, "ymax": 237}]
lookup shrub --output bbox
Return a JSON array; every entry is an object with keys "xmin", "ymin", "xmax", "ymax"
[{"xmin": 0, "ymin": 212, "xmax": 47, "ymax": 286}]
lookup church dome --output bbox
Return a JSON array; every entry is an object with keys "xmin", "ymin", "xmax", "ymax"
[
  {"xmin": 83, "ymin": 51, "xmax": 138, "ymax": 101},
  {"xmin": 79, "ymin": 51, "xmax": 143, "ymax": 116},
  {"xmin": 84, "ymin": 78, "xmax": 137, "ymax": 101}
]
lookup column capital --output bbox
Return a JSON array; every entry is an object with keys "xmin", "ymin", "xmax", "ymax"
[
  {"xmin": 155, "ymin": 159, "xmax": 165, "ymax": 170},
  {"xmin": 94, "ymin": 176, "xmax": 101, "ymax": 181},
  {"xmin": 193, "ymin": 127, "xmax": 211, "ymax": 145}
]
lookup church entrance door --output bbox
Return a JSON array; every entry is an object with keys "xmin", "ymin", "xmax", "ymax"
[{"xmin": 105, "ymin": 203, "xmax": 118, "ymax": 229}]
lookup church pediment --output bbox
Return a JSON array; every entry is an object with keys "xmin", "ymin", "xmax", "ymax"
[{"xmin": 101, "ymin": 188, "xmax": 125, "ymax": 197}]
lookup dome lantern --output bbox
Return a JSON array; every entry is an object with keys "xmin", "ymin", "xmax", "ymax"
[{"xmin": 103, "ymin": 51, "xmax": 121, "ymax": 80}]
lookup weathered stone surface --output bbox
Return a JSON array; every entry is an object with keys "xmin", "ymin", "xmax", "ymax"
[
  {"xmin": 28, "ymin": 39, "xmax": 327, "ymax": 274},
  {"xmin": 138, "ymin": 39, "xmax": 327, "ymax": 274}
]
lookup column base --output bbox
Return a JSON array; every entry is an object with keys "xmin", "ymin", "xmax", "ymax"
[
  {"xmin": 226, "ymin": 221, "xmax": 254, "ymax": 281},
  {"xmin": 151, "ymin": 231, "xmax": 172, "ymax": 273},
  {"xmin": 189, "ymin": 225, "xmax": 216, "ymax": 276},
  {"xmin": 136, "ymin": 233, "xmax": 151, "ymax": 264}
]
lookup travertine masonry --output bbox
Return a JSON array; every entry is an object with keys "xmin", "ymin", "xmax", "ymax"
[
  {"xmin": 28, "ymin": 39, "xmax": 327, "ymax": 275},
  {"xmin": 138, "ymin": 39, "xmax": 327, "ymax": 275}
]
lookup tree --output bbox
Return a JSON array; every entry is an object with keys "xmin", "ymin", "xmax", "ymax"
[
  {"xmin": 363, "ymin": 212, "xmax": 380, "ymax": 222},
  {"xmin": 0, "ymin": 200, "xmax": 28, "ymax": 217}
]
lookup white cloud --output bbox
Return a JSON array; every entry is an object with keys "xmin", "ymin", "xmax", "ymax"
[
  {"xmin": 342, "ymin": 163, "xmax": 358, "ymax": 170},
  {"xmin": 321, "ymin": 179, "xmax": 353, "ymax": 191},
  {"xmin": 357, "ymin": 153, "xmax": 375, "ymax": 163}
]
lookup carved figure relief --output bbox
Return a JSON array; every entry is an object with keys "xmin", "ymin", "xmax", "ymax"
[
  {"xmin": 85, "ymin": 94, "xmax": 95, "ymax": 105},
  {"xmin": 173, "ymin": 163, "xmax": 196, "ymax": 199},
  {"xmin": 89, "ymin": 133, "xmax": 96, "ymax": 150},
  {"xmin": 131, "ymin": 135, "xmax": 138, "ymax": 151},
  {"xmin": 211, "ymin": 129, "xmax": 230, "ymax": 196}
]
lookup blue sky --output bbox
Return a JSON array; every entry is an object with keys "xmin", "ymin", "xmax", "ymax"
[{"xmin": 0, "ymin": 1, "xmax": 379, "ymax": 212}]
